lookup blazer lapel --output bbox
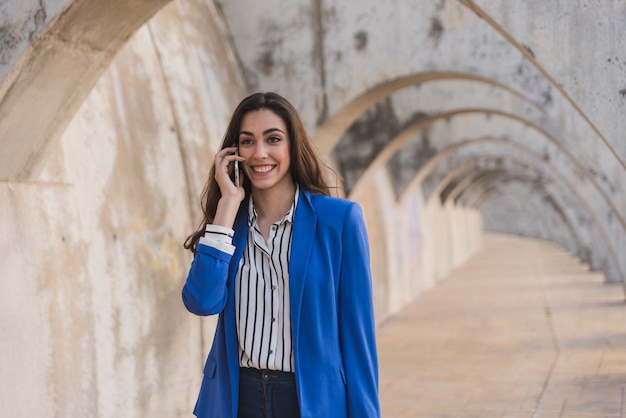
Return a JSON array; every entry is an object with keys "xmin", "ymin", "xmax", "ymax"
[
  {"xmin": 226, "ymin": 200, "xmax": 249, "ymax": 350},
  {"xmin": 289, "ymin": 190, "xmax": 316, "ymax": 345},
  {"xmin": 230, "ymin": 200, "xmax": 249, "ymax": 280}
]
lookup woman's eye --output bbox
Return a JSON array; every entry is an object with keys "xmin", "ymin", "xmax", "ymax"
[
  {"xmin": 268, "ymin": 136, "xmax": 281, "ymax": 143},
  {"xmin": 239, "ymin": 138, "xmax": 253, "ymax": 145}
]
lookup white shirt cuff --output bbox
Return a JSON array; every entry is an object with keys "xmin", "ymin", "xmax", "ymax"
[{"xmin": 199, "ymin": 224, "xmax": 235, "ymax": 255}]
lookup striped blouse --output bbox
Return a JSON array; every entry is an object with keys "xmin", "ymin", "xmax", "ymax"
[{"xmin": 199, "ymin": 187, "xmax": 299, "ymax": 372}]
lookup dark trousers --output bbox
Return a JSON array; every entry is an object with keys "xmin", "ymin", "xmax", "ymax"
[{"xmin": 237, "ymin": 367, "xmax": 300, "ymax": 418}]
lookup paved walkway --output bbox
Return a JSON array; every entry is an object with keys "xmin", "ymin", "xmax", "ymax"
[{"xmin": 378, "ymin": 233, "xmax": 626, "ymax": 417}]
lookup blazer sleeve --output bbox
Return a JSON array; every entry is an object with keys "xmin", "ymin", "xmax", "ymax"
[
  {"xmin": 338, "ymin": 202, "xmax": 381, "ymax": 417},
  {"xmin": 181, "ymin": 243, "xmax": 231, "ymax": 316}
]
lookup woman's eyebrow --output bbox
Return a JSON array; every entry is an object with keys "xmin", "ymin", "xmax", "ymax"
[
  {"xmin": 239, "ymin": 128, "xmax": 285, "ymax": 136},
  {"xmin": 263, "ymin": 128, "xmax": 285, "ymax": 135}
]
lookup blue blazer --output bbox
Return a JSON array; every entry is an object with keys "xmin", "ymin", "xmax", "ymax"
[{"xmin": 182, "ymin": 188, "xmax": 380, "ymax": 418}]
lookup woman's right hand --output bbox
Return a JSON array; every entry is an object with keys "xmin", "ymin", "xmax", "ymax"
[
  {"xmin": 215, "ymin": 146, "xmax": 245, "ymax": 198},
  {"xmin": 212, "ymin": 146, "xmax": 245, "ymax": 228}
]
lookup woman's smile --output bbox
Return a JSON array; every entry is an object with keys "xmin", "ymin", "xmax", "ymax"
[{"xmin": 250, "ymin": 164, "xmax": 275, "ymax": 174}]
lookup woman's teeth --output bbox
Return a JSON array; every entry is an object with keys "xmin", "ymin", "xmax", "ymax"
[{"xmin": 253, "ymin": 165, "xmax": 273, "ymax": 173}]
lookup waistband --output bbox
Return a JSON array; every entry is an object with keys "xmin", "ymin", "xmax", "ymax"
[{"xmin": 240, "ymin": 367, "xmax": 295, "ymax": 382}]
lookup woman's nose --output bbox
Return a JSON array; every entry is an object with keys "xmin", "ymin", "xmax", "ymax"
[{"xmin": 253, "ymin": 142, "xmax": 268, "ymax": 158}]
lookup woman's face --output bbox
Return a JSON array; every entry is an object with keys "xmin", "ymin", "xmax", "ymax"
[{"xmin": 238, "ymin": 109, "xmax": 293, "ymax": 194}]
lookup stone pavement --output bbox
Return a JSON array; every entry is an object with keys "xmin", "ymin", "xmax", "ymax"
[{"xmin": 377, "ymin": 233, "xmax": 626, "ymax": 417}]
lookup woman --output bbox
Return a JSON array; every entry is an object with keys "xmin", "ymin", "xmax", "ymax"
[{"xmin": 182, "ymin": 92, "xmax": 380, "ymax": 418}]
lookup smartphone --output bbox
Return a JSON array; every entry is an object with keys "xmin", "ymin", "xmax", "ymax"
[{"xmin": 233, "ymin": 148, "xmax": 240, "ymax": 187}]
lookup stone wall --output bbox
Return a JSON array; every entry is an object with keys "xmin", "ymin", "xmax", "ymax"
[{"xmin": 0, "ymin": 0, "xmax": 244, "ymax": 416}]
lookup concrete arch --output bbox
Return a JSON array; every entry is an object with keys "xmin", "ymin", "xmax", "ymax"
[
  {"xmin": 430, "ymin": 154, "xmax": 605, "ymax": 275},
  {"xmin": 445, "ymin": 168, "xmax": 583, "ymax": 254},
  {"xmin": 423, "ymin": 149, "xmax": 624, "ymax": 289},
  {"xmin": 448, "ymin": 168, "xmax": 585, "ymax": 255},
  {"xmin": 437, "ymin": 157, "xmax": 598, "ymax": 270},
  {"xmin": 328, "ymin": 76, "xmax": 625, "ymax": 223},
  {"xmin": 444, "ymin": 168, "xmax": 523, "ymax": 205},
  {"xmin": 452, "ymin": 170, "xmax": 535, "ymax": 207},
  {"xmin": 0, "ymin": 0, "xmax": 171, "ymax": 180},
  {"xmin": 409, "ymin": 116, "xmax": 626, "ymax": 267},
  {"xmin": 427, "ymin": 152, "xmax": 584, "ymax": 231},
  {"xmin": 458, "ymin": 173, "xmax": 585, "ymax": 258},
  {"xmin": 344, "ymin": 106, "xmax": 624, "ymax": 236},
  {"xmin": 313, "ymin": 71, "xmax": 539, "ymax": 157},
  {"xmin": 423, "ymin": 145, "xmax": 596, "ymax": 250},
  {"xmin": 337, "ymin": 100, "xmax": 625, "ymax": 286},
  {"xmin": 458, "ymin": 0, "xmax": 626, "ymax": 171}
]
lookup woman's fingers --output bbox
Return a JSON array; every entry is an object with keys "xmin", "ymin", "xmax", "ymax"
[
  {"xmin": 216, "ymin": 146, "xmax": 236, "ymax": 167},
  {"xmin": 215, "ymin": 147, "xmax": 244, "ymax": 191},
  {"xmin": 215, "ymin": 147, "xmax": 234, "ymax": 171}
]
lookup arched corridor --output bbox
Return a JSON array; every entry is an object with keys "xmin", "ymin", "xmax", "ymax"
[
  {"xmin": 379, "ymin": 234, "xmax": 625, "ymax": 417},
  {"xmin": 1, "ymin": 0, "xmax": 625, "ymax": 416}
]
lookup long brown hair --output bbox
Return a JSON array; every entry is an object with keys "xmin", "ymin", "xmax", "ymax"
[{"xmin": 184, "ymin": 92, "xmax": 331, "ymax": 252}]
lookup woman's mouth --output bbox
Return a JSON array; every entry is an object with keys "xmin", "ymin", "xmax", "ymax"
[{"xmin": 251, "ymin": 165, "xmax": 275, "ymax": 174}]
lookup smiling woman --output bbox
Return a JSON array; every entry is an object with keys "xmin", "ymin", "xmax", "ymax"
[{"xmin": 182, "ymin": 92, "xmax": 381, "ymax": 418}]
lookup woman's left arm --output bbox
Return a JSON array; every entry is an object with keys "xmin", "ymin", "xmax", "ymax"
[{"xmin": 339, "ymin": 202, "xmax": 381, "ymax": 417}]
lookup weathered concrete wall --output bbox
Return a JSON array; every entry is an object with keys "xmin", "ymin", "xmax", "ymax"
[
  {"xmin": 0, "ymin": 0, "xmax": 244, "ymax": 416},
  {"xmin": 0, "ymin": 0, "xmax": 172, "ymax": 180},
  {"xmin": 354, "ymin": 168, "xmax": 482, "ymax": 320},
  {"xmin": 0, "ymin": 0, "xmax": 67, "ymax": 82},
  {"xmin": 219, "ymin": 0, "xmax": 626, "ymax": 286}
]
